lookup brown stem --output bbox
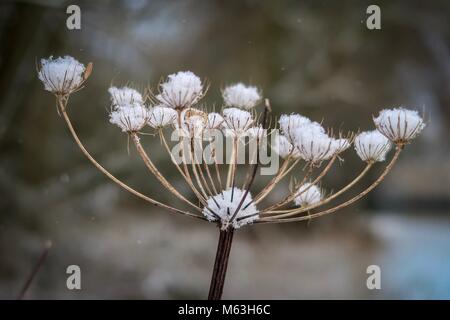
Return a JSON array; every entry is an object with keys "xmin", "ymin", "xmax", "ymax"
[{"xmin": 208, "ymin": 228, "xmax": 234, "ymax": 300}]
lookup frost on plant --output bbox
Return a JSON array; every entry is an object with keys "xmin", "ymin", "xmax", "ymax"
[
  {"xmin": 294, "ymin": 183, "xmax": 323, "ymax": 207},
  {"xmin": 37, "ymin": 55, "xmax": 427, "ymax": 229},
  {"xmin": 156, "ymin": 71, "xmax": 205, "ymax": 109},
  {"xmin": 109, "ymin": 86, "xmax": 144, "ymax": 109},
  {"xmin": 355, "ymin": 130, "xmax": 392, "ymax": 162},
  {"xmin": 374, "ymin": 107, "xmax": 426, "ymax": 144}
]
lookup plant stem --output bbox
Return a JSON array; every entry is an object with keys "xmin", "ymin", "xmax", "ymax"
[{"xmin": 208, "ymin": 228, "xmax": 234, "ymax": 300}]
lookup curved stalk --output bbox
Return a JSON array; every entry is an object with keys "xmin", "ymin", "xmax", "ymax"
[
  {"xmin": 262, "ymin": 156, "xmax": 337, "ymax": 212},
  {"xmin": 252, "ymin": 158, "xmax": 298, "ymax": 204},
  {"xmin": 160, "ymin": 130, "xmax": 208, "ymax": 206},
  {"xmin": 208, "ymin": 229, "xmax": 234, "ymax": 300},
  {"xmin": 175, "ymin": 111, "xmax": 208, "ymax": 204},
  {"xmin": 189, "ymin": 138, "xmax": 211, "ymax": 199},
  {"xmin": 203, "ymin": 153, "xmax": 219, "ymax": 195}
]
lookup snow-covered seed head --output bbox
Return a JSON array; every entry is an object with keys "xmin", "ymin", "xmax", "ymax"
[
  {"xmin": 332, "ymin": 138, "xmax": 351, "ymax": 154},
  {"xmin": 156, "ymin": 71, "xmax": 204, "ymax": 110},
  {"xmin": 294, "ymin": 183, "xmax": 323, "ymax": 207},
  {"xmin": 278, "ymin": 113, "xmax": 312, "ymax": 141},
  {"xmin": 222, "ymin": 107, "xmax": 254, "ymax": 137},
  {"xmin": 292, "ymin": 124, "xmax": 336, "ymax": 163},
  {"xmin": 202, "ymin": 188, "xmax": 259, "ymax": 230},
  {"xmin": 38, "ymin": 56, "xmax": 88, "ymax": 96},
  {"xmin": 109, "ymin": 105, "xmax": 149, "ymax": 133},
  {"xmin": 147, "ymin": 105, "xmax": 177, "ymax": 129},
  {"xmin": 373, "ymin": 107, "xmax": 425, "ymax": 144},
  {"xmin": 354, "ymin": 130, "xmax": 392, "ymax": 162},
  {"xmin": 246, "ymin": 125, "xmax": 266, "ymax": 142},
  {"xmin": 222, "ymin": 83, "xmax": 261, "ymax": 110},
  {"xmin": 206, "ymin": 112, "xmax": 225, "ymax": 129},
  {"xmin": 108, "ymin": 86, "xmax": 144, "ymax": 109},
  {"xmin": 273, "ymin": 134, "xmax": 301, "ymax": 159},
  {"xmin": 174, "ymin": 108, "xmax": 208, "ymax": 138}
]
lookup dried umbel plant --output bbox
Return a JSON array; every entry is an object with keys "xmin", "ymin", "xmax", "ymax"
[{"xmin": 38, "ymin": 56, "xmax": 425, "ymax": 300}]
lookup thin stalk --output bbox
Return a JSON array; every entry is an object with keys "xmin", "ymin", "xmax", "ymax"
[
  {"xmin": 208, "ymin": 228, "xmax": 234, "ymax": 300},
  {"xmin": 176, "ymin": 110, "xmax": 207, "ymax": 203}
]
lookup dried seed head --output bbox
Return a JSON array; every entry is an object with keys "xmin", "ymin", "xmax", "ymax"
[
  {"xmin": 373, "ymin": 107, "xmax": 425, "ymax": 144},
  {"xmin": 206, "ymin": 112, "xmax": 225, "ymax": 129},
  {"xmin": 278, "ymin": 113, "xmax": 312, "ymax": 140},
  {"xmin": 292, "ymin": 123, "xmax": 337, "ymax": 164}
]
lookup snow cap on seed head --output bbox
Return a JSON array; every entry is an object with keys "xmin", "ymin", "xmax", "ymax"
[
  {"xmin": 290, "ymin": 122, "xmax": 338, "ymax": 163},
  {"xmin": 246, "ymin": 125, "xmax": 266, "ymax": 142},
  {"xmin": 222, "ymin": 107, "xmax": 254, "ymax": 137},
  {"xmin": 294, "ymin": 183, "xmax": 322, "ymax": 207},
  {"xmin": 354, "ymin": 130, "xmax": 392, "ymax": 162},
  {"xmin": 156, "ymin": 71, "xmax": 204, "ymax": 110},
  {"xmin": 108, "ymin": 86, "xmax": 144, "ymax": 109},
  {"xmin": 222, "ymin": 83, "xmax": 261, "ymax": 110},
  {"xmin": 373, "ymin": 107, "xmax": 425, "ymax": 144},
  {"xmin": 147, "ymin": 105, "xmax": 177, "ymax": 129},
  {"xmin": 38, "ymin": 55, "xmax": 88, "ymax": 95},
  {"xmin": 109, "ymin": 104, "xmax": 149, "ymax": 133},
  {"xmin": 206, "ymin": 112, "xmax": 225, "ymax": 129},
  {"xmin": 273, "ymin": 134, "xmax": 301, "ymax": 159}
]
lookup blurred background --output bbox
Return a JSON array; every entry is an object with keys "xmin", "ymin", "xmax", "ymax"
[{"xmin": 0, "ymin": 0, "xmax": 449, "ymax": 299}]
